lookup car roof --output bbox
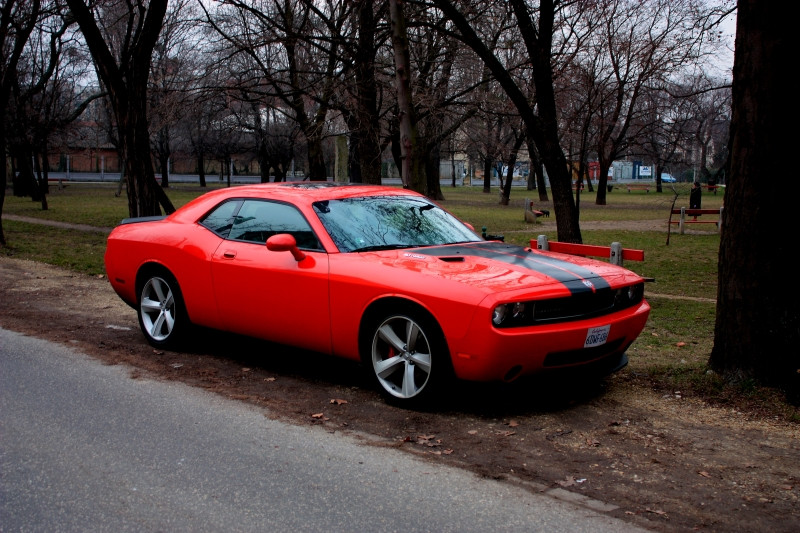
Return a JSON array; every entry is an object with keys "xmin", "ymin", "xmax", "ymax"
[
  {"xmin": 214, "ymin": 182, "xmax": 418, "ymax": 202},
  {"xmin": 171, "ymin": 182, "xmax": 425, "ymax": 223}
]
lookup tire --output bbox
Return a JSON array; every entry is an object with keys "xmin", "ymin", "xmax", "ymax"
[
  {"xmin": 363, "ymin": 307, "xmax": 451, "ymax": 408},
  {"xmin": 137, "ymin": 269, "xmax": 187, "ymax": 349}
]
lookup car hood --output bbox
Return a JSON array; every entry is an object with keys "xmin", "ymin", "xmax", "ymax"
[{"xmin": 363, "ymin": 241, "xmax": 638, "ymax": 297}]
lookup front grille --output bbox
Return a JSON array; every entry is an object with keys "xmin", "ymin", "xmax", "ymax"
[{"xmin": 533, "ymin": 289, "xmax": 617, "ymax": 322}]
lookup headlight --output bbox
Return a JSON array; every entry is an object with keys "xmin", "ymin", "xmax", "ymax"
[
  {"xmin": 614, "ymin": 283, "xmax": 643, "ymax": 307},
  {"xmin": 492, "ymin": 304, "xmax": 509, "ymax": 325},
  {"xmin": 493, "ymin": 302, "xmax": 528, "ymax": 326}
]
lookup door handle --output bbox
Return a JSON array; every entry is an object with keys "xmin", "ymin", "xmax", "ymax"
[{"xmin": 223, "ymin": 250, "xmax": 236, "ymax": 259}]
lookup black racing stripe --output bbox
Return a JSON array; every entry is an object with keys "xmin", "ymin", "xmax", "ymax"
[{"xmin": 420, "ymin": 241, "xmax": 611, "ymax": 294}]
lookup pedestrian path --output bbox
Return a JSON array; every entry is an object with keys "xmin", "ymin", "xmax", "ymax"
[{"xmin": 2, "ymin": 214, "xmax": 112, "ymax": 234}]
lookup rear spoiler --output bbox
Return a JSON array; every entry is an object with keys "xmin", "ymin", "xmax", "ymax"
[{"xmin": 119, "ymin": 215, "xmax": 167, "ymax": 225}]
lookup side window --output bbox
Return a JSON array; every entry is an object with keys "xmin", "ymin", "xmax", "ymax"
[
  {"xmin": 199, "ymin": 200, "xmax": 241, "ymax": 238},
  {"xmin": 228, "ymin": 200, "xmax": 322, "ymax": 250}
]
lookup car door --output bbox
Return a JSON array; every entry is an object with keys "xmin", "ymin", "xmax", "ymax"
[{"xmin": 209, "ymin": 199, "xmax": 332, "ymax": 354}]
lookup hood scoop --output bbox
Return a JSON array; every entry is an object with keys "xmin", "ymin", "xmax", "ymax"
[{"xmin": 438, "ymin": 256, "xmax": 465, "ymax": 262}]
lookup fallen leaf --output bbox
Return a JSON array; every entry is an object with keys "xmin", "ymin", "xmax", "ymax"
[
  {"xmin": 264, "ymin": 377, "xmax": 276, "ymax": 382},
  {"xmin": 646, "ymin": 508, "xmax": 668, "ymax": 517},
  {"xmin": 416, "ymin": 435, "xmax": 441, "ymax": 447},
  {"xmin": 468, "ymin": 429, "xmax": 478, "ymax": 435},
  {"xmin": 330, "ymin": 398, "xmax": 348, "ymax": 405},
  {"xmin": 698, "ymin": 471, "xmax": 711, "ymax": 478},
  {"xmin": 556, "ymin": 476, "xmax": 576, "ymax": 487},
  {"xmin": 507, "ymin": 420, "xmax": 519, "ymax": 427},
  {"xmin": 546, "ymin": 429, "xmax": 572, "ymax": 441},
  {"xmin": 676, "ymin": 341, "xmax": 687, "ymax": 347},
  {"xmin": 311, "ymin": 412, "xmax": 325, "ymax": 419}
]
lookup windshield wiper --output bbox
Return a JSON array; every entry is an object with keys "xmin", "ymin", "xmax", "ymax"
[{"xmin": 352, "ymin": 244, "xmax": 416, "ymax": 252}]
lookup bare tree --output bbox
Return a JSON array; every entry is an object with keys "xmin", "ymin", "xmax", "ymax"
[
  {"xmin": 577, "ymin": 0, "xmax": 723, "ymax": 206},
  {"xmin": 392, "ymin": 0, "xmax": 481, "ymax": 198},
  {"xmin": 7, "ymin": 0, "xmax": 78, "ymax": 205},
  {"xmin": 709, "ymin": 1, "xmax": 798, "ymax": 402},
  {"xmin": 321, "ymin": 0, "xmax": 389, "ymax": 185},
  {"xmin": 148, "ymin": 0, "xmax": 200, "ymax": 188},
  {"xmin": 65, "ymin": 0, "xmax": 174, "ymax": 217},
  {"xmin": 202, "ymin": 0, "xmax": 345, "ymax": 181},
  {"xmin": 683, "ymin": 78, "xmax": 731, "ymax": 185},
  {"xmin": 1, "ymin": 0, "xmax": 40, "ymax": 246},
  {"xmin": 430, "ymin": 0, "xmax": 583, "ymax": 242},
  {"xmin": 635, "ymin": 86, "xmax": 689, "ymax": 191}
]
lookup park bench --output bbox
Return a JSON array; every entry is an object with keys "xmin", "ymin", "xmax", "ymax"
[
  {"xmin": 626, "ymin": 184, "xmax": 650, "ymax": 193},
  {"xmin": 523, "ymin": 198, "xmax": 549, "ymax": 223},
  {"xmin": 532, "ymin": 235, "xmax": 645, "ymax": 268},
  {"xmin": 669, "ymin": 207, "xmax": 724, "ymax": 234}
]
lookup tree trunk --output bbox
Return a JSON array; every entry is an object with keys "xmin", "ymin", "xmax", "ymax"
[
  {"xmin": 353, "ymin": 0, "xmax": 382, "ymax": 185},
  {"xmin": 708, "ymin": 0, "xmax": 798, "ymax": 402},
  {"xmin": 158, "ymin": 148, "xmax": 170, "ymax": 189},
  {"xmin": 424, "ymin": 143, "xmax": 444, "ymax": 201},
  {"xmin": 482, "ymin": 156, "xmax": 492, "ymax": 193},
  {"xmin": 33, "ymin": 151, "xmax": 48, "ymax": 210},
  {"xmin": 501, "ymin": 134, "xmax": 525, "ymax": 205},
  {"xmin": 197, "ymin": 153, "xmax": 206, "ymax": 187},
  {"xmin": 120, "ymin": 84, "xmax": 170, "ymax": 217},
  {"xmin": 389, "ymin": 0, "xmax": 424, "ymax": 191}
]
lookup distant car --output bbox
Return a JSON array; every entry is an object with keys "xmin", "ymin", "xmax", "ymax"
[
  {"xmin": 660, "ymin": 174, "xmax": 677, "ymax": 183},
  {"xmin": 104, "ymin": 183, "xmax": 650, "ymax": 407}
]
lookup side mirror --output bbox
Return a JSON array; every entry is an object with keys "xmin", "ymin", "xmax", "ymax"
[{"xmin": 266, "ymin": 234, "xmax": 306, "ymax": 261}]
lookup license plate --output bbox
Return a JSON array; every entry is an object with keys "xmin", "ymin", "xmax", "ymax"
[{"xmin": 584, "ymin": 325, "xmax": 610, "ymax": 348}]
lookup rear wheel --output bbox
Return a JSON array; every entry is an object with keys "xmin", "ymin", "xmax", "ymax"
[
  {"xmin": 137, "ymin": 270, "xmax": 186, "ymax": 349},
  {"xmin": 364, "ymin": 307, "xmax": 451, "ymax": 408}
]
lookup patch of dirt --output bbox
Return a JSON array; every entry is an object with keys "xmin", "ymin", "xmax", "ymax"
[{"xmin": 1, "ymin": 256, "xmax": 797, "ymax": 532}]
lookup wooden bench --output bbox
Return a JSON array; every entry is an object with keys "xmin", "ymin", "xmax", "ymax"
[
  {"xmin": 523, "ymin": 198, "xmax": 548, "ymax": 223},
  {"xmin": 532, "ymin": 235, "xmax": 644, "ymax": 267},
  {"xmin": 669, "ymin": 207, "xmax": 724, "ymax": 234},
  {"xmin": 626, "ymin": 184, "xmax": 650, "ymax": 193}
]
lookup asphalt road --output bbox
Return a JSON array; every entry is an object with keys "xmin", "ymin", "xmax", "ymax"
[{"xmin": 0, "ymin": 327, "xmax": 650, "ymax": 532}]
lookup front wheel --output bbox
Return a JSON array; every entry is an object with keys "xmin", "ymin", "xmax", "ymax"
[
  {"xmin": 137, "ymin": 271, "xmax": 187, "ymax": 349},
  {"xmin": 364, "ymin": 310, "xmax": 451, "ymax": 408}
]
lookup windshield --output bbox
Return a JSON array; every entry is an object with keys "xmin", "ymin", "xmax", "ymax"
[{"xmin": 313, "ymin": 195, "xmax": 481, "ymax": 252}]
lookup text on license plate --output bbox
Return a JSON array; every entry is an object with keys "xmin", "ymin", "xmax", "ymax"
[{"xmin": 584, "ymin": 325, "xmax": 610, "ymax": 348}]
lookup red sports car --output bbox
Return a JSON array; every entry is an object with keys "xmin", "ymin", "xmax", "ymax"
[{"xmin": 105, "ymin": 183, "xmax": 650, "ymax": 406}]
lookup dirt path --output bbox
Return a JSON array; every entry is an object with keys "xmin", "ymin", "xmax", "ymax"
[{"xmin": 1, "ymin": 256, "xmax": 797, "ymax": 533}]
